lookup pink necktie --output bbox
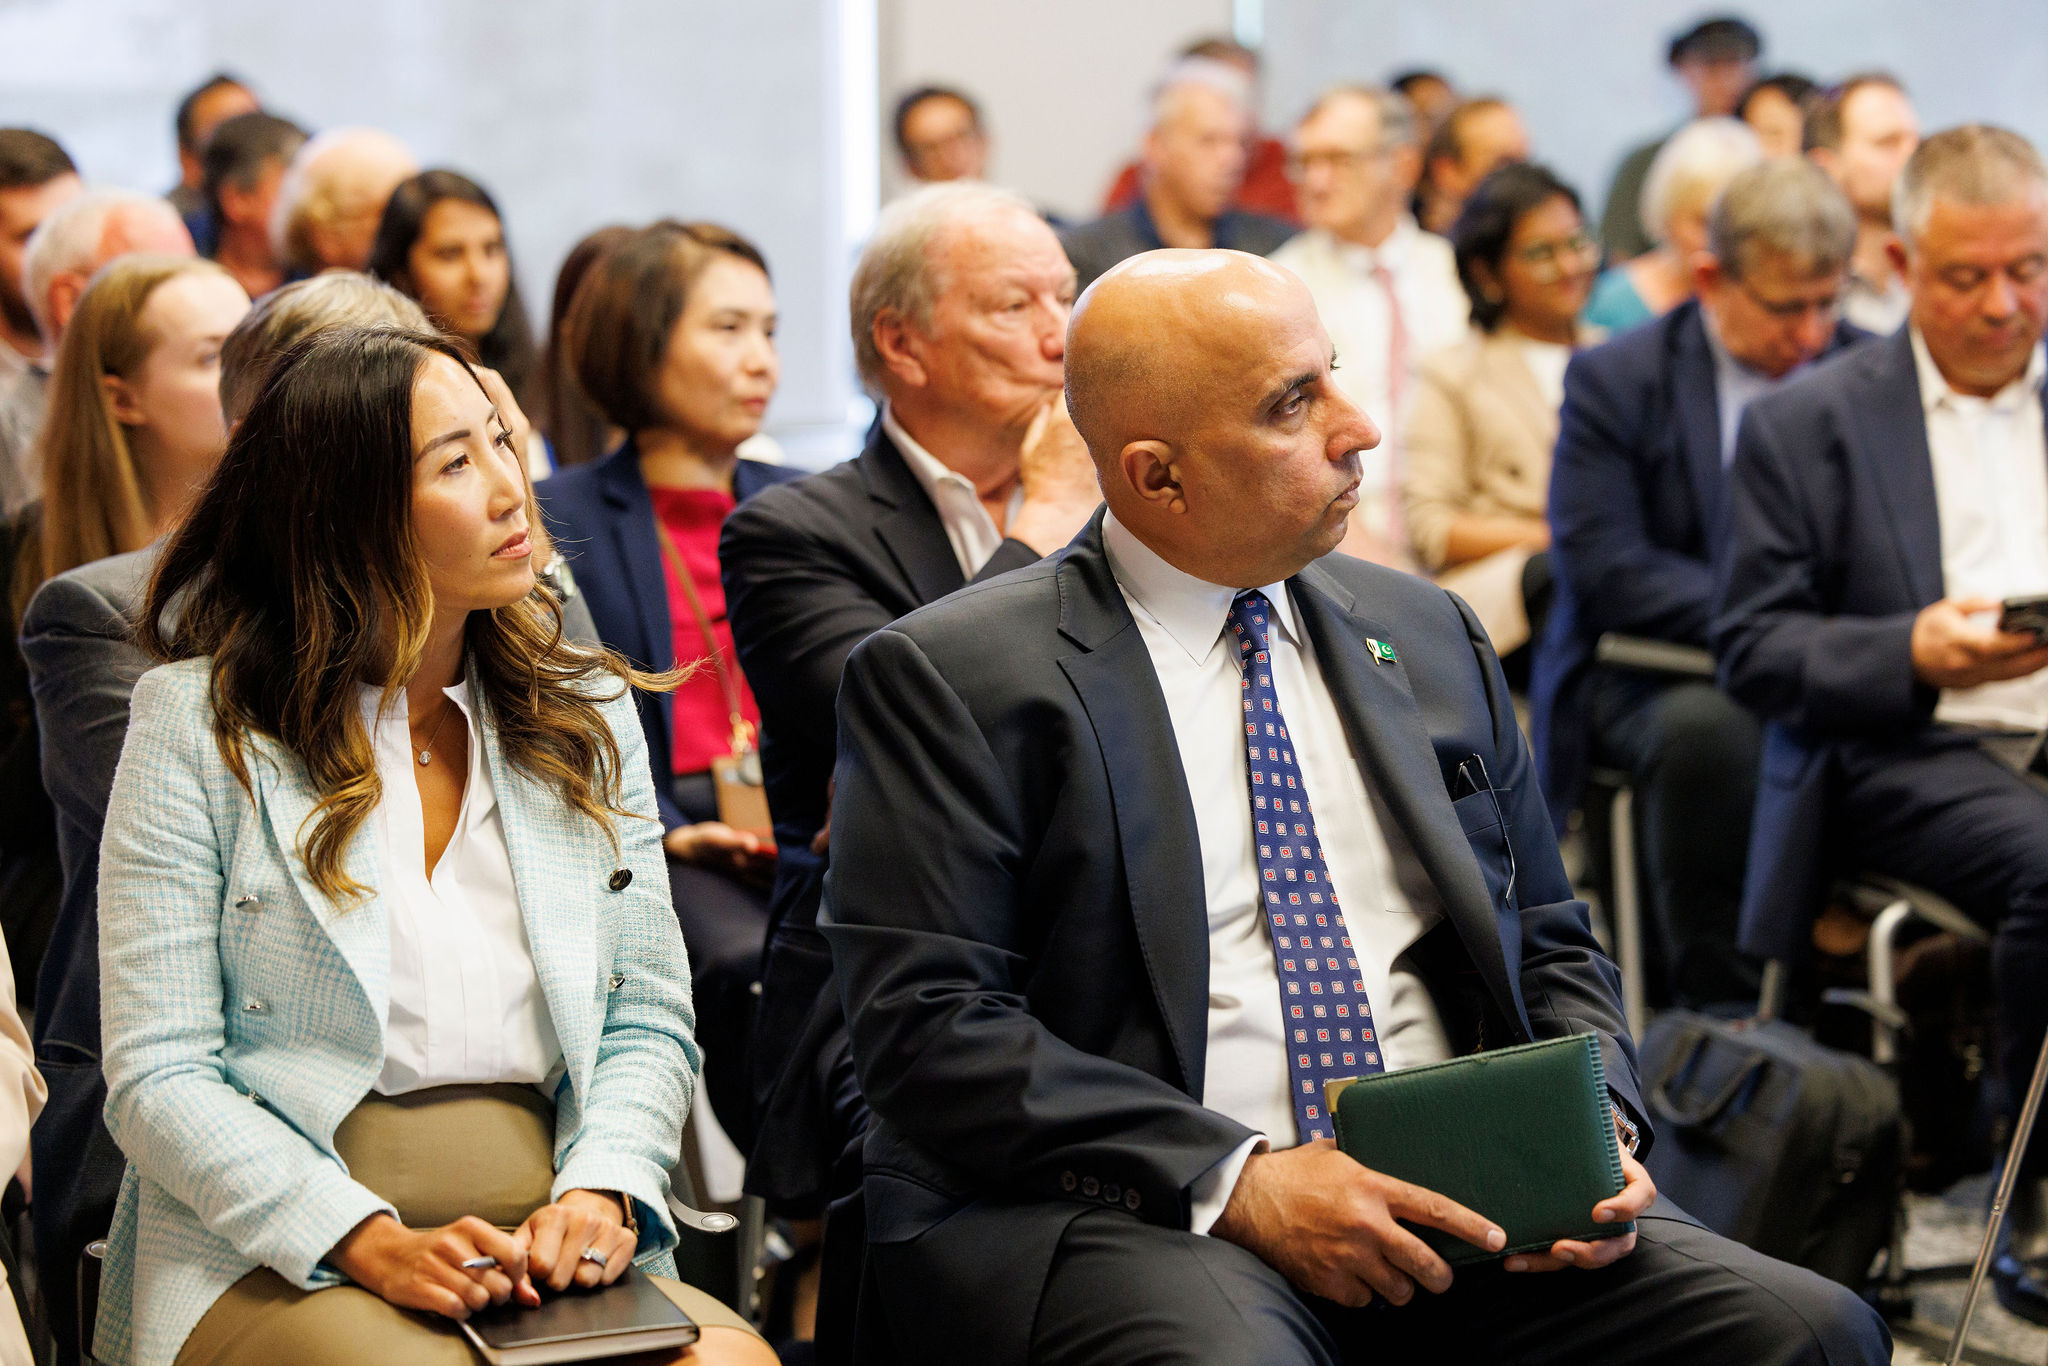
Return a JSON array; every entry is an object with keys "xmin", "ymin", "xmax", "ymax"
[{"xmin": 1370, "ymin": 261, "xmax": 1409, "ymax": 545}]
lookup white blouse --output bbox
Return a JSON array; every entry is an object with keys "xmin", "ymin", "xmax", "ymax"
[{"xmin": 360, "ymin": 683, "xmax": 563, "ymax": 1095}]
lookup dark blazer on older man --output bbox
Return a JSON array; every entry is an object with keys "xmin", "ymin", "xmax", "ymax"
[
  {"xmin": 718, "ymin": 421, "xmax": 1040, "ymax": 1209},
  {"xmin": 1058, "ymin": 200, "xmax": 1296, "ymax": 292},
  {"xmin": 1531, "ymin": 301, "xmax": 1866, "ymax": 830},
  {"xmin": 535, "ymin": 439, "xmax": 802, "ymax": 830},
  {"xmin": 820, "ymin": 510, "xmax": 1642, "ymax": 1364},
  {"xmin": 1711, "ymin": 328, "xmax": 2002, "ymax": 963}
]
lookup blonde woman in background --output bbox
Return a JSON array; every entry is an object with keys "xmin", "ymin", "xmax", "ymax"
[{"xmin": 1581, "ymin": 118, "xmax": 1762, "ymax": 334}]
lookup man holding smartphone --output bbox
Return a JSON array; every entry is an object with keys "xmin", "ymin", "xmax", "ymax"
[{"xmin": 1715, "ymin": 124, "xmax": 2048, "ymax": 1321}]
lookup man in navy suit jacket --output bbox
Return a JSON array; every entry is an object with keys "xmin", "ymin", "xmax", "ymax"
[
  {"xmin": 1716, "ymin": 126, "xmax": 2048, "ymax": 1319},
  {"xmin": 1534, "ymin": 160, "xmax": 1865, "ymax": 1007},
  {"xmin": 824, "ymin": 249, "xmax": 1885, "ymax": 1366}
]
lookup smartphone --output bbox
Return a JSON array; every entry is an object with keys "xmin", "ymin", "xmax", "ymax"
[{"xmin": 1999, "ymin": 593, "xmax": 2048, "ymax": 641}]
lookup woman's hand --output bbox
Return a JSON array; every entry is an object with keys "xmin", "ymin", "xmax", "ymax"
[
  {"xmin": 329, "ymin": 1212, "xmax": 530, "ymax": 1319},
  {"xmin": 664, "ymin": 820, "xmax": 775, "ymax": 874},
  {"xmin": 517, "ymin": 1189, "xmax": 638, "ymax": 1292}
]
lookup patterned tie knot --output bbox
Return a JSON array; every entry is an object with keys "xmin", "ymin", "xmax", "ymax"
[{"xmin": 1229, "ymin": 590, "xmax": 1275, "ymax": 661}]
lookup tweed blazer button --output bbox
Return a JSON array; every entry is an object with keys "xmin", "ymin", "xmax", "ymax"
[
  {"xmin": 608, "ymin": 973, "xmax": 626, "ymax": 991},
  {"xmin": 243, "ymin": 999, "xmax": 270, "ymax": 1014},
  {"xmin": 608, "ymin": 868, "xmax": 632, "ymax": 892},
  {"xmin": 233, "ymin": 894, "xmax": 261, "ymax": 911}
]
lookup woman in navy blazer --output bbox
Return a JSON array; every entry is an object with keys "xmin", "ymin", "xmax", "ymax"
[{"xmin": 536, "ymin": 222, "xmax": 801, "ymax": 1141}]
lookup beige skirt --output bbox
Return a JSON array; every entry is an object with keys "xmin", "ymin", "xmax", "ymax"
[{"xmin": 174, "ymin": 1084, "xmax": 756, "ymax": 1366}]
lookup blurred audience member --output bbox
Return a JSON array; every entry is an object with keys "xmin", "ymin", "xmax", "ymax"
[
  {"xmin": 1537, "ymin": 158, "xmax": 1858, "ymax": 1008},
  {"xmin": 1402, "ymin": 163, "xmax": 1597, "ymax": 672},
  {"xmin": 722, "ymin": 183, "xmax": 1098, "ymax": 1342},
  {"xmin": 893, "ymin": 86, "xmax": 990, "ymax": 185},
  {"xmin": 533, "ymin": 223, "xmax": 631, "ymax": 470},
  {"xmin": 200, "ymin": 111, "xmax": 307, "ymax": 298},
  {"xmin": 1101, "ymin": 37, "xmax": 1298, "ymax": 225},
  {"xmin": 1583, "ymin": 117, "xmax": 1762, "ymax": 334},
  {"xmin": 272, "ymin": 126, "xmax": 418, "ymax": 276},
  {"xmin": 1272, "ymin": 86, "xmax": 1467, "ymax": 567},
  {"xmin": 1062, "ymin": 59, "xmax": 1293, "ymax": 291},
  {"xmin": 537, "ymin": 221, "xmax": 803, "ymax": 1141},
  {"xmin": 1715, "ymin": 127, "xmax": 2048, "ymax": 1319},
  {"xmin": 1414, "ymin": 96, "xmax": 1530, "ymax": 236},
  {"xmin": 0, "ymin": 930, "xmax": 39, "ymax": 1366},
  {"xmin": 1391, "ymin": 67, "xmax": 1459, "ymax": 134},
  {"xmin": 1600, "ymin": 16, "xmax": 1762, "ymax": 260},
  {"xmin": 21, "ymin": 272, "xmax": 433, "ymax": 1366},
  {"xmin": 1739, "ymin": 72, "xmax": 1819, "ymax": 159},
  {"xmin": 7, "ymin": 190, "xmax": 193, "ymax": 515},
  {"xmin": 0, "ymin": 131, "xmax": 79, "ymax": 369},
  {"xmin": 18, "ymin": 256, "xmax": 249, "ymax": 617},
  {"xmin": 1806, "ymin": 73, "xmax": 1921, "ymax": 333},
  {"xmin": 166, "ymin": 72, "xmax": 258, "ymax": 244},
  {"xmin": 367, "ymin": 170, "xmax": 541, "ymax": 459}
]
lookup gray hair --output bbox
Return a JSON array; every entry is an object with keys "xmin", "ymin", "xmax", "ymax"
[
  {"xmin": 1297, "ymin": 85, "xmax": 1419, "ymax": 151},
  {"xmin": 1639, "ymin": 117, "xmax": 1763, "ymax": 244},
  {"xmin": 1151, "ymin": 57, "xmax": 1252, "ymax": 127},
  {"xmin": 22, "ymin": 188, "xmax": 185, "ymax": 340},
  {"xmin": 220, "ymin": 271, "xmax": 429, "ymax": 425},
  {"xmin": 1892, "ymin": 123, "xmax": 2048, "ymax": 245},
  {"xmin": 269, "ymin": 126, "xmax": 417, "ymax": 273},
  {"xmin": 850, "ymin": 180, "xmax": 1040, "ymax": 391},
  {"xmin": 1709, "ymin": 159, "xmax": 1857, "ymax": 280}
]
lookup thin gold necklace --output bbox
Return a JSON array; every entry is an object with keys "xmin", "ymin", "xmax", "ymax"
[{"xmin": 414, "ymin": 695, "xmax": 455, "ymax": 766}]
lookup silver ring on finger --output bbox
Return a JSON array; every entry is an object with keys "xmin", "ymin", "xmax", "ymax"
[{"xmin": 580, "ymin": 1247, "xmax": 608, "ymax": 1265}]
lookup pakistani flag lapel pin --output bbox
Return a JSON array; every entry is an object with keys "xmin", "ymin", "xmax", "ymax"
[{"xmin": 1366, "ymin": 637, "xmax": 1398, "ymax": 667}]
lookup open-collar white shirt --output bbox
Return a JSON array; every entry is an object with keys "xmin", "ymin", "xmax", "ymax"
[
  {"xmin": 1101, "ymin": 511, "xmax": 1451, "ymax": 1232},
  {"xmin": 882, "ymin": 404, "xmax": 1024, "ymax": 580}
]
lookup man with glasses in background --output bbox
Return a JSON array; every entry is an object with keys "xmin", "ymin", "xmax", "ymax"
[
  {"xmin": 1274, "ymin": 86, "xmax": 1470, "ymax": 568},
  {"xmin": 1533, "ymin": 158, "xmax": 1864, "ymax": 1010}
]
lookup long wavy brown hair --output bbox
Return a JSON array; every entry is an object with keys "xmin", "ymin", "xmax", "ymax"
[{"xmin": 141, "ymin": 324, "xmax": 674, "ymax": 903}]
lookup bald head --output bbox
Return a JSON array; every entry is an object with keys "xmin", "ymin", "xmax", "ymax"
[
  {"xmin": 272, "ymin": 127, "xmax": 417, "ymax": 273},
  {"xmin": 1067, "ymin": 250, "xmax": 1379, "ymax": 586},
  {"xmin": 22, "ymin": 188, "xmax": 194, "ymax": 341}
]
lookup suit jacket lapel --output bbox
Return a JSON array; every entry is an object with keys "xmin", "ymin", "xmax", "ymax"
[
  {"xmin": 477, "ymin": 685, "xmax": 599, "ymax": 1102},
  {"xmin": 1847, "ymin": 331, "xmax": 1944, "ymax": 605},
  {"xmin": 249, "ymin": 736, "xmax": 390, "ymax": 1028},
  {"xmin": 1671, "ymin": 307, "xmax": 1729, "ymax": 551},
  {"xmin": 861, "ymin": 430, "xmax": 969, "ymax": 605},
  {"xmin": 596, "ymin": 442, "xmax": 676, "ymax": 745},
  {"xmin": 1288, "ymin": 565, "xmax": 1525, "ymax": 1027},
  {"xmin": 1055, "ymin": 516, "xmax": 1210, "ymax": 1097}
]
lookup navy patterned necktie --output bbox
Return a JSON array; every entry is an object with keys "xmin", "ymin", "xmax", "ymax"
[{"xmin": 1228, "ymin": 589, "xmax": 1383, "ymax": 1144}]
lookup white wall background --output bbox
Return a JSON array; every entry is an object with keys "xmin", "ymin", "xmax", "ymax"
[
  {"xmin": 0, "ymin": 0, "xmax": 872, "ymax": 464},
  {"xmin": 1256, "ymin": 0, "xmax": 2048, "ymax": 228},
  {"xmin": 878, "ymin": 0, "xmax": 1233, "ymax": 218}
]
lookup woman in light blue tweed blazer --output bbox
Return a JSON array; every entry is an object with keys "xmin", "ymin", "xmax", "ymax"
[{"xmin": 92, "ymin": 326, "xmax": 775, "ymax": 1366}]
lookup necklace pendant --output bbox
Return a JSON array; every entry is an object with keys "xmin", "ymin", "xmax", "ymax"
[{"xmin": 417, "ymin": 750, "xmax": 432, "ymax": 766}]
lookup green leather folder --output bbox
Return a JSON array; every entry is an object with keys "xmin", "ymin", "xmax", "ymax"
[{"xmin": 1328, "ymin": 1034, "xmax": 1632, "ymax": 1265}]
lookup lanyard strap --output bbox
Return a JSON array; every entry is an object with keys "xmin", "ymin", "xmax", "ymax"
[{"xmin": 652, "ymin": 512, "xmax": 756, "ymax": 756}]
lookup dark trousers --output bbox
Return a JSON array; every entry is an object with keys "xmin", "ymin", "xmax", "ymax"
[
  {"xmin": 667, "ymin": 773, "xmax": 771, "ymax": 1148},
  {"xmin": 1832, "ymin": 733, "xmax": 2048, "ymax": 1213},
  {"xmin": 1026, "ymin": 1201, "xmax": 1888, "ymax": 1366},
  {"xmin": 1588, "ymin": 673, "xmax": 1762, "ymax": 1008}
]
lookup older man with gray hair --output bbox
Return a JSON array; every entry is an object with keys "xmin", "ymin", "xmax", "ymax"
[
  {"xmin": 718, "ymin": 179, "xmax": 1101, "ymax": 1338},
  {"xmin": 1717, "ymin": 124, "xmax": 2048, "ymax": 1321},
  {"xmin": 1274, "ymin": 85, "xmax": 1470, "ymax": 568},
  {"xmin": 269, "ymin": 126, "xmax": 416, "ymax": 275},
  {"xmin": 0, "ymin": 187, "xmax": 193, "ymax": 514},
  {"xmin": 1059, "ymin": 59, "xmax": 1294, "ymax": 292},
  {"xmin": 1536, "ymin": 157, "xmax": 1863, "ymax": 1012}
]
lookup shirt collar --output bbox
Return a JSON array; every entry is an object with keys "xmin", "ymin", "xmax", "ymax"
[
  {"xmin": 1910, "ymin": 325, "xmax": 2046, "ymax": 416},
  {"xmin": 881, "ymin": 403, "xmax": 975, "ymax": 497},
  {"xmin": 1101, "ymin": 508, "xmax": 1298, "ymax": 666},
  {"xmin": 1332, "ymin": 214, "xmax": 1417, "ymax": 273},
  {"xmin": 1700, "ymin": 309, "xmax": 1777, "ymax": 388}
]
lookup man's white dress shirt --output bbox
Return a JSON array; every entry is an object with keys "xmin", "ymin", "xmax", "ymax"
[
  {"xmin": 1271, "ymin": 219, "xmax": 1470, "ymax": 530},
  {"xmin": 362, "ymin": 683, "xmax": 564, "ymax": 1094},
  {"xmin": 1101, "ymin": 512, "xmax": 1453, "ymax": 1233},
  {"xmin": 1911, "ymin": 329, "xmax": 2048, "ymax": 733},
  {"xmin": 884, "ymin": 404, "xmax": 1024, "ymax": 579}
]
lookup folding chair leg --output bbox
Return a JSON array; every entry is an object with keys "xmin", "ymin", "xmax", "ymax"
[
  {"xmin": 1945, "ymin": 1028, "xmax": 2048, "ymax": 1364},
  {"xmin": 1609, "ymin": 786, "xmax": 1646, "ymax": 1039}
]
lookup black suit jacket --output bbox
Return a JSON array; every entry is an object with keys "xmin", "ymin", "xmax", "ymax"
[
  {"xmin": 1713, "ymin": 328, "xmax": 1999, "ymax": 962},
  {"xmin": 822, "ymin": 513, "xmax": 1640, "ymax": 1362},
  {"xmin": 1532, "ymin": 301, "xmax": 1866, "ymax": 828},
  {"xmin": 718, "ymin": 423, "xmax": 1039, "ymax": 1205}
]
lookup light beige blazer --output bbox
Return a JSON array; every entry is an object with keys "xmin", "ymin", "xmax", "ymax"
[{"xmin": 1400, "ymin": 329, "xmax": 1564, "ymax": 654}]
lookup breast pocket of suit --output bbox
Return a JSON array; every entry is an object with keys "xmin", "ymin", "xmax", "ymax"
[{"xmin": 1451, "ymin": 772, "xmax": 1518, "ymax": 914}]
